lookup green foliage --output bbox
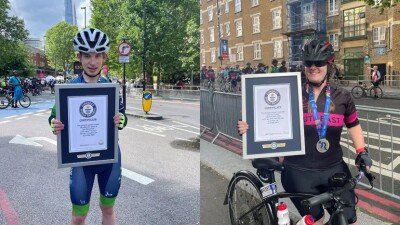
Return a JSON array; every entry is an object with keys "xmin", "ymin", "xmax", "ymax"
[
  {"xmin": 90, "ymin": 0, "xmax": 199, "ymax": 83},
  {"xmin": 44, "ymin": 22, "xmax": 78, "ymax": 75},
  {"xmin": 363, "ymin": 0, "xmax": 399, "ymax": 13},
  {"xmin": 0, "ymin": 0, "xmax": 30, "ymax": 77}
]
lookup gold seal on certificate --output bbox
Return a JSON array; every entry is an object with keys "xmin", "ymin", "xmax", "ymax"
[{"xmin": 316, "ymin": 138, "xmax": 330, "ymax": 153}]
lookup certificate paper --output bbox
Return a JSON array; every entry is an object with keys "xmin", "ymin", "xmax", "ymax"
[
  {"xmin": 68, "ymin": 96, "xmax": 108, "ymax": 153},
  {"xmin": 253, "ymin": 84, "xmax": 293, "ymax": 142}
]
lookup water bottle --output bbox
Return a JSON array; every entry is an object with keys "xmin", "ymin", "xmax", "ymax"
[
  {"xmin": 277, "ymin": 202, "xmax": 290, "ymax": 225},
  {"xmin": 296, "ymin": 215, "xmax": 315, "ymax": 225}
]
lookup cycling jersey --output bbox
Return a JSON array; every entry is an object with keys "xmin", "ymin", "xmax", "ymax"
[
  {"xmin": 48, "ymin": 74, "xmax": 127, "ymax": 215},
  {"xmin": 284, "ymin": 84, "xmax": 359, "ymax": 170}
]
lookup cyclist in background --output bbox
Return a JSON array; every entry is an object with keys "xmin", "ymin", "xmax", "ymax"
[
  {"xmin": 201, "ymin": 65, "xmax": 207, "ymax": 88},
  {"xmin": 207, "ymin": 66, "xmax": 216, "ymax": 90},
  {"xmin": 370, "ymin": 66, "xmax": 381, "ymax": 98},
  {"xmin": 9, "ymin": 70, "xmax": 22, "ymax": 108},
  {"xmin": 49, "ymin": 28, "xmax": 127, "ymax": 225},
  {"xmin": 254, "ymin": 63, "xmax": 266, "ymax": 74},
  {"xmin": 242, "ymin": 62, "xmax": 254, "ymax": 75},
  {"xmin": 269, "ymin": 59, "xmax": 280, "ymax": 73},
  {"xmin": 238, "ymin": 40, "xmax": 372, "ymax": 225}
]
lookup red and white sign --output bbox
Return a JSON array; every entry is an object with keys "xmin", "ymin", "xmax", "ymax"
[{"xmin": 118, "ymin": 42, "xmax": 131, "ymax": 56}]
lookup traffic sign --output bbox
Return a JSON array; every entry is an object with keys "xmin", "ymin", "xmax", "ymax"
[
  {"xmin": 118, "ymin": 42, "xmax": 131, "ymax": 56},
  {"xmin": 119, "ymin": 55, "xmax": 130, "ymax": 63}
]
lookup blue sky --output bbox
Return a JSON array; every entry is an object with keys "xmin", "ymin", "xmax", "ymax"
[{"xmin": 8, "ymin": 0, "xmax": 91, "ymax": 38}]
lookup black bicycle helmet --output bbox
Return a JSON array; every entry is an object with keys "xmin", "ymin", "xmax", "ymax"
[
  {"xmin": 302, "ymin": 39, "xmax": 334, "ymax": 62},
  {"xmin": 73, "ymin": 28, "xmax": 110, "ymax": 53}
]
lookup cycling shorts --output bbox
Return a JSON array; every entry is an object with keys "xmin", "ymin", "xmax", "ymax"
[
  {"xmin": 372, "ymin": 80, "xmax": 380, "ymax": 87},
  {"xmin": 281, "ymin": 161, "xmax": 357, "ymax": 224},
  {"xmin": 70, "ymin": 148, "xmax": 122, "ymax": 215},
  {"xmin": 230, "ymin": 79, "xmax": 237, "ymax": 87}
]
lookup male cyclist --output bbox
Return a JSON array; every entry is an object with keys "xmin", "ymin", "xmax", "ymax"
[
  {"xmin": 9, "ymin": 70, "xmax": 22, "ymax": 108},
  {"xmin": 370, "ymin": 66, "xmax": 381, "ymax": 98},
  {"xmin": 49, "ymin": 28, "xmax": 127, "ymax": 225}
]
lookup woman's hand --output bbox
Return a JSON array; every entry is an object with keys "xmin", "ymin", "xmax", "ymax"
[
  {"xmin": 237, "ymin": 120, "xmax": 249, "ymax": 135},
  {"xmin": 51, "ymin": 119, "xmax": 64, "ymax": 135}
]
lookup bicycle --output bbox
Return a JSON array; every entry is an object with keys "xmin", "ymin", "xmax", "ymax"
[
  {"xmin": 224, "ymin": 158, "xmax": 374, "ymax": 225},
  {"xmin": 0, "ymin": 88, "xmax": 31, "ymax": 109},
  {"xmin": 351, "ymin": 81, "xmax": 383, "ymax": 99},
  {"xmin": 332, "ymin": 76, "xmax": 349, "ymax": 87}
]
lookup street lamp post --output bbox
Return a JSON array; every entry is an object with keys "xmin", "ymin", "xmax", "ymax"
[{"xmin": 81, "ymin": 7, "xmax": 87, "ymax": 28}]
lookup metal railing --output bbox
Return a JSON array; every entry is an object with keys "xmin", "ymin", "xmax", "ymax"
[{"xmin": 200, "ymin": 91, "xmax": 400, "ymax": 200}]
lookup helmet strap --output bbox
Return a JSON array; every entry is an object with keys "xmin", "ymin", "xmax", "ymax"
[
  {"xmin": 307, "ymin": 75, "xmax": 327, "ymax": 87},
  {"xmin": 84, "ymin": 70, "xmax": 101, "ymax": 78}
]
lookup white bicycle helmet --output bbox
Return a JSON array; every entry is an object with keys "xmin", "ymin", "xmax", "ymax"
[{"xmin": 73, "ymin": 28, "xmax": 110, "ymax": 53}]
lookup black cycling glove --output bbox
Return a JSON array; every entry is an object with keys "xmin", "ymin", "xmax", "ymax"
[{"xmin": 355, "ymin": 152, "xmax": 373, "ymax": 170}]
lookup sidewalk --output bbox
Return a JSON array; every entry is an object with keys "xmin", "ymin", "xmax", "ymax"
[{"xmin": 200, "ymin": 139, "xmax": 389, "ymax": 224}]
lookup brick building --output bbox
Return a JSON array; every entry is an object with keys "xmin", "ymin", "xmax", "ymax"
[{"xmin": 200, "ymin": 0, "xmax": 400, "ymax": 83}]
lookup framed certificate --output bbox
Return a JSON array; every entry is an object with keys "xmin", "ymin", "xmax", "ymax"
[
  {"xmin": 242, "ymin": 72, "xmax": 305, "ymax": 159},
  {"xmin": 55, "ymin": 83, "xmax": 119, "ymax": 168}
]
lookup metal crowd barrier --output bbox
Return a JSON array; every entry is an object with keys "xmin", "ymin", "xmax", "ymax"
[{"xmin": 200, "ymin": 91, "xmax": 400, "ymax": 200}]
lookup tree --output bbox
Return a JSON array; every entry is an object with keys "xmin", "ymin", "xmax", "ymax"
[
  {"xmin": 363, "ymin": 0, "xmax": 399, "ymax": 13},
  {"xmin": 44, "ymin": 22, "xmax": 78, "ymax": 76},
  {"xmin": 0, "ymin": 0, "xmax": 29, "ymax": 76}
]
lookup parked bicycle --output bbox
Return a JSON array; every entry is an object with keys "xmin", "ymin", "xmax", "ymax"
[
  {"xmin": 224, "ymin": 158, "xmax": 374, "ymax": 225},
  {"xmin": 332, "ymin": 77, "xmax": 349, "ymax": 87},
  {"xmin": 351, "ymin": 81, "xmax": 383, "ymax": 99},
  {"xmin": 0, "ymin": 87, "xmax": 31, "ymax": 109}
]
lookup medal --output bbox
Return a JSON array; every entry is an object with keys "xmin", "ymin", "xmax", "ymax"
[
  {"xmin": 309, "ymin": 85, "xmax": 331, "ymax": 153},
  {"xmin": 316, "ymin": 138, "xmax": 330, "ymax": 153}
]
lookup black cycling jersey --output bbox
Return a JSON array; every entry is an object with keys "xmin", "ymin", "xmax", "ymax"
[{"xmin": 284, "ymin": 84, "xmax": 359, "ymax": 170}]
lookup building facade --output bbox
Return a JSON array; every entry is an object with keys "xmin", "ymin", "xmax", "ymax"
[
  {"xmin": 64, "ymin": 0, "xmax": 77, "ymax": 25},
  {"xmin": 200, "ymin": 0, "xmax": 400, "ymax": 82}
]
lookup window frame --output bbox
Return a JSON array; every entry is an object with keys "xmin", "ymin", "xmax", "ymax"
[
  {"xmin": 208, "ymin": 6, "xmax": 213, "ymax": 21},
  {"xmin": 373, "ymin": 26, "xmax": 386, "ymax": 46},
  {"xmin": 211, "ymin": 48, "xmax": 216, "ymax": 63},
  {"xmin": 235, "ymin": 0, "xmax": 242, "ymax": 13},
  {"xmin": 209, "ymin": 27, "xmax": 215, "ymax": 42},
  {"xmin": 225, "ymin": 22, "xmax": 231, "ymax": 36},
  {"xmin": 273, "ymin": 39, "xmax": 283, "ymax": 59},
  {"xmin": 251, "ymin": 0, "xmax": 259, "ymax": 7},
  {"xmin": 328, "ymin": 33, "xmax": 340, "ymax": 51},
  {"xmin": 237, "ymin": 45, "xmax": 244, "ymax": 61},
  {"xmin": 328, "ymin": 0, "xmax": 339, "ymax": 16},
  {"xmin": 235, "ymin": 20, "xmax": 243, "ymax": 37},
  {"xmin": 252, "ymin": 16, "xmax": 260, "ymax": 33},
  {"xmin": 253, "ymin": 42, "xmax": 262, "ymax": 60},
  {"xmin": 272, "ymin": 9, "xmax": 282, "ymax": 30}
]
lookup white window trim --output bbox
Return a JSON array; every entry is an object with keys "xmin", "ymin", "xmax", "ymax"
[
  {"xmin": 389, "ymin": 23, "xmax": 393, "ymax": 49},
  {"xmin": 202, "ymin": 51, "xmax": 205, "ymax": 64},
  {"xmin": 251, "ymin": 0, "xmax": 259, "ymax": 7},
  {"xmin": 328, "ymin": 33, "xmax": 339, "ymax": 51},
  {"xmin": 225, "ymin": 22, "xmax": 231, "ymax": 36},
  {"xmin": 209, "ymin": 27, "xmax": 215, "ymax": 43},
  {"xmin": 219, "ymin": 25, "xmax": 223, "ymax": 38},
  {"xmin": 200, "ymin": 11, "xmax": 203, "ymax": 25},
  {"xmin": 328, "ymin": 0, "xmax": 339, "ymax": 17},
  {"xmin": 253, "ymin": 42, "xmax": 262, "ymax": 60},
  {"xmin": 235, "ymin": 20, "xmax": 243, "ymax": 37},
  {"xmin": 272, "ymin": 38, "xmax": 283, "ymax": 59},
  {"xmin": 200, "ymin": 30, "xmax": 204, "ymax": 44},
  {"xmin": 208, "ymin": 6, "xmax": 213, "ymax": 21},
  {"xmin": 236, "ymin": 44, "xmax": 244, "ymax": 61},
  {"xmin": 373, "ymin": 26, "xmax": 386, "ymax": 46},
  {"xmin": 225, "ymin": 1, "xmax": 229, "ymax": 13},
  {"xmin": 252, "ymin": 16, "xmax": 260, "ymax": 34},
  {"xmin": 272, "ymin": 9, "xmax": 282, "ymax": 30},
  {"xmin": 211, "ymin": 48, "xmax": 216, "ymax": 63},
  {"xmin": 235, "ymin": 0, "xmax": 241, "ymax": 13}
]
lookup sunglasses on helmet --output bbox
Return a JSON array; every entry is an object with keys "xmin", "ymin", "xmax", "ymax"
[{"xmin": 304, "ymin": 61, "xmax": 327, "ymax": 67}]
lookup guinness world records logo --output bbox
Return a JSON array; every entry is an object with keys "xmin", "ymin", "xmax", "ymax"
[
  {"xmin": 79, "ymin": 101, "xmax": 97, "ymax": 118},
  {"xmin": 264, "ymin": 89, "xmax": 281, "ymax": 105}
]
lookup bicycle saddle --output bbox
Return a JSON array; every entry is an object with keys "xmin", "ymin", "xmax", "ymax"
[{"xmin": 252, "ymin": 158, "xmax": 284, "ymax": 172}]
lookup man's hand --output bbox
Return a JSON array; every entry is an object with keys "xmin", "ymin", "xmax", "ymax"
[
  {"xmin": 237, "ymin": 121, "xmax": 249, "ymax": 135},
  {"xmin": 51, "ymin": 118, "xmax": 64, "ymax": 135}
]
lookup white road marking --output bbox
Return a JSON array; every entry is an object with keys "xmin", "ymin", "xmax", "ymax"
[
  {"xmin": 21, "ymin": 112, "xmax": 33, "ymax": 116},
  {"xmin": 121, "ymin": 168, "xmax": 154, "ymax": 185},
  {"xmin": 5, "ymin": 115, "xmax": 17, "ymax": 119},
  {"xmin": 172, "ymin": 121, "xmax": 199, "ymax": 129},
  {"xmin": 175, "ymin": 137, "xmax": 197, "ymax": 142},
  {"xmin": 0, "ymin": 120, "xmax": 10, "ymax": 124},
  {"xmin": 15, "ymin": 116, "xmax": 28, "ymax": 120},
  {"xmin": 144, "ymin": 120, "xmax": 199, "ymax": 135},
  {"xmin": 36, "ymin": 109, "xmax": 47, "ymax": 112},
  {"xmin": 125, "ymin": 126, "xmax": 166, "ymax": 137}
]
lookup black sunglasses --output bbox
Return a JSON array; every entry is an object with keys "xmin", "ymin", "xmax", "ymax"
[{"xmin": 304, "ymin": 61, "xmax": 327, "ymax": 67}]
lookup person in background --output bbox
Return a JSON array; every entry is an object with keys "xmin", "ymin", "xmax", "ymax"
[
  {"xmin": 242, "ymin": 62, "xmax": 254, "ymax": 75},
  {"xmin": 269, "ymin": 59, "xmax": 280, "ymax": 73},
  {"xmin": 279, "ymin": 60, "xmax": 287, "ymax": 72},
  {"xmin": 369, "ymin": 66, "xmax": 381, "ymax": 98},
  {"xmin": 8, "ymin": 70, "xmax": 22, "ymax": 108},
  {"xmin": 254, "ymin": 63, "xmax": 266, "ymax": 74}
]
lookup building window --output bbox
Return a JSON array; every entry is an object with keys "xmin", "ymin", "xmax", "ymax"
[
  {"xmin": 211, "ymin": 49, "xmax": 216, "ymax": 62},
  {"xmin": 225, "ymin": 1, "xmax": 229, "ymax": 13},
  {"xmin": 200, "ymin": 30, "xmax": 204, "ymax": 44},
  {"xmin": 328, "ymin": 0, "xmax": 339, "ymax": 16},
  {"xmin": 329, "ymin": 33, "xmax": 339, "ymax": 51},
  {"xmin": 235, "ymin": 20, "xmax": 242, "ymax": 37},
  {"xmin": 237, "ymin": 45, "xmax": 244, "ymax": 61},
  {"xmin": 235, "ymin": 0, "xmax": 241, "ymax": 13},
  {"xmin": 373, "ymin": 26, "xmax": 386, "ymax": 46},
  {"xmin": 251, "ymin": 0, "xmax": 259, "ymax": 7},
  {"xmin": 220, "ymin": 25, "xmax": 223, "ymax": 37},
  {"xmin": 252, "ymin": 16, "xmax": 260, "ymax": 33},
  {"xmin": 200, "ymin": 11, "xmax": 203, "ymax": 25},
  {"xmin": 208, "ymin": 6, "xmax": 213, "ymax": 21},
  {"xmin": 343, "ymin": 7, "xmax": 366, "ymax": 39},
  {"xmin": 374, "ymin": 0, "xmax": 382, "ymax": 6},
  {"xmin": 272, "ymin": 9, "xmax": 282, "ymax": 29},
  {"xmin": 389, "ymin": 23, "xmax": 393, "ymax": 49},
  {"xmin": 302, "ymin": 3, "xmax": 314, "ymax": 27},
  {"xmin": 225, "ymin": 23, "xmax": 230, "ymax": 36},
  {"xmin": 273, "ymin": 39, "xmax": 283, "ymax": 58},
  {"xmin": 209, "ymin": 27, "xmax": 215, "ymax": 42},
  {"xmin": 202, "ymin": 51, "xmax": 206, "ymax": 64},
  {"xmin": 253, "ymin": 43, "xmax": 261, "ymax": 59}
]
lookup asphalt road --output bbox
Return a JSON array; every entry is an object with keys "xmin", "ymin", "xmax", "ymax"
[{"xmin": 0, "ymin": 91, "xmax": 200, "ymax": 225}]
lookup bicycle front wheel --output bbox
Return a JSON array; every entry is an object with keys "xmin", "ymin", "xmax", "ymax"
[
  {"xmin": 369, "ymin": 86, "xmax": 383, "ymax": 99},
  {"xmin": 19, "ymin": 95, "xmax": 31, "ymax": 108},
  {"xmin": 0, "ymin": 95, "xmax": 11, "ymax": 109},
  {"xmin": 351, "ymin": 86, "xmax": 363, "ymax": 99},
  {"xmin": 227, "ymin": 173, "xmax": 272, "ymax": 225}
]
